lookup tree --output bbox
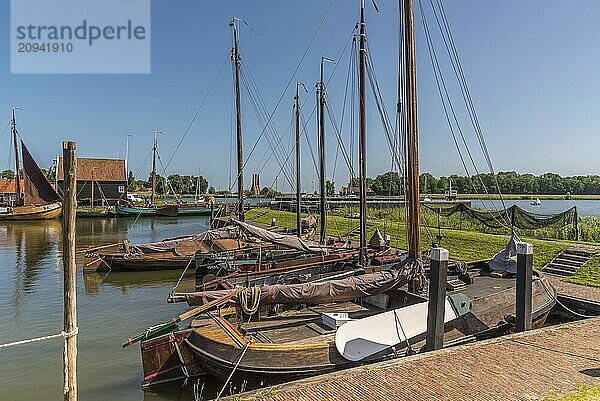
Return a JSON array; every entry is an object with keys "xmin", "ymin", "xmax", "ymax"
[
  {"xmin": 148, "ymin": 174, "xmax": 167, "ymax": 195},
  {"xmin": 372, "ymin": 172, "xmax": 402, "ymax": 195},
  {"xmin": 128, "ymin": 171, "xmax": 135, "ymax": 190},
  {"xmin": 325, "ymin": 180, "xmax": 335, "ymax": 196},
  {"xmin": 208, "ymin": 186, "xmax": 216, "ymax": 194},
  {"xmin": 195, "ymin": 176, "xmax": 208, "ymax": 194},
  {"xmin": 1, "ymin": 169, "xmax": 15, "ymax": 180}
]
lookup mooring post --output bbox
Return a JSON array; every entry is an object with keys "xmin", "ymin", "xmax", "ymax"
[
  {"xmin": 425, "ymin": 247, "xmax": 448, "ymax": 351},
  {"xmin": 516, "ymin": 242, "xmax": 533, "ymax": 332},
  {"xmin": 62, "ymin": 141, "xmax": 78, "ymax": 401}
]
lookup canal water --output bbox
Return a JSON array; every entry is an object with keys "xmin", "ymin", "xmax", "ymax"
[
  {"xmin": 0, "ymin": 198, "xmax": 594, "ymax": 401},
  {"xmin": 469, "ymin": 198, "xmax": 600, "ymax": 217},
  {"xmin": 0, "ymin": 216, "xmax": 210, "ymax": 401}
]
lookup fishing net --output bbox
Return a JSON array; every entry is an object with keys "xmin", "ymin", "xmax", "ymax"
[{"xmin": 423, "ymin": 203, "xmax": 577, "ymax": 230}]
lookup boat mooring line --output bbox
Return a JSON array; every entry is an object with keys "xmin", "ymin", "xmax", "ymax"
[
  {"xmin": 511, "ymin": 338, "xmax": 600, "ymax": 363},
  {"xmin": 215, "ymin": 341, "xmax": 251, "ymax": 400},
  {"xmin": 0, "ymin": 327, "xmax": 78, "ymax": 350},
  {"xmin": 541, "ymin": 280, "xmax": 596, "ymax": 319}
]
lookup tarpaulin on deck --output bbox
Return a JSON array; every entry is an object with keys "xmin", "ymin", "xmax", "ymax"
[
  {"xmin": 232, "ymin": 219, "xmax": 327, "ymax": 254},
  {"xmin": 132, "ymin": 226, "xmax": 241, "ymax": 254},
  {"xmin": 186, "ymin": 262, "xmax": 416, "ymax": 307}
]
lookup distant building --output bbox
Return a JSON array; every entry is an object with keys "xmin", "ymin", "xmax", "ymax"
[
  {"xmin": 259, "ymin": 186, "xmax": 275, "ymax": 196},
  {"xmin": 56, "ymin": 157, "xmax": 127, "ymax": 205},
  {"xmin": 339, "ymin": 185, "xmax": 375, "ymax": 196},
  {"xmin": 0, "ymin": 179, "xmax": 18, "ymax": 205}
]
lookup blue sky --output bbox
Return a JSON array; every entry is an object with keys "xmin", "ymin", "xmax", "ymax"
[{"xmin": 1, "ymin": 1, "xmax": 600, "ymax": 193}]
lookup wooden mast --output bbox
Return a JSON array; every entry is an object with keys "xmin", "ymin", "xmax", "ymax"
[
  {"xmin": 317, "ymin": 57, "xmax": 333, "ymax": 244},
  {"xmin": 404, "ymin": 0, "xmax": 421, "ymax": 263},
  {"xmin": 90, "ymin": 168, "xmax": 95, "ymax": 210},
  {"xmin": 151, "ymin": 130, "xmax": 158, "ymax": 205},
  {"xmin": 295, "ymin": 83, "xmax": 302, "ymax": 237},
  {"xmin": 231, "ymin": 18, "xmax": 245, "ymax": 222},
  {"xmin": 358, "ymin": 0, "xmax": 368, "ymax": 265},
  {"xmin": 11, "ymin": 108, "xmax": 21, "ymax": 205}
]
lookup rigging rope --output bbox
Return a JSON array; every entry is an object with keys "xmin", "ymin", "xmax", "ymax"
[
  {"xmin": 163, "ymin": 55, "xmax": 230, "ymax": 172},
  {"xmin": 416, "ymin": 0, "xmax": 509, "ymax": 229},
  {"xmin": 229, "ymin": 0, "xmax": 337, "ymax": 196}
]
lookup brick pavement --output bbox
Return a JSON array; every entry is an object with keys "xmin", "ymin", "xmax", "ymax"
[{"xmin": 222, "ymin": 318, "xmax": 600, "ymax": 401}]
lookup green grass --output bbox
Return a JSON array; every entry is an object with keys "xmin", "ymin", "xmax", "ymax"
[
  {"xmin": 543, "ymin": 384, "xmax": 600, "ymax": 401},
  {"xmin": 246, "ymin": 208, "xmax": 567, "ymax": 268},
  {"xmin": 564, "ymin": 255, "xmax": 600, "ymax": 288}
]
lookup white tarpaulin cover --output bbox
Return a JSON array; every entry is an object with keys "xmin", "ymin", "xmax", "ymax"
[{"xmin": 488, "ymin": 232, "xmax": 523, "ymax": 274}]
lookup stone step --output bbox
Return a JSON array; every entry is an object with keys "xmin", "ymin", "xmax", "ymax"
[
  {"xmin": 564, "ymin": 249, "xmax": 591, "ymax": 258},
  {"xmin": 543, "ymin": 267, "xmax": 572, "ymax": 277},
  {"xmin": 553, "ymin": 257, "xmax": 584, "ymax": 267},
  {"xmin": 547, "ymin": 262, "xmax": 577, "ymax": 273},
  {"xmin": 559, "ymin": 253, "xmax": 589, "ymax": 263}
]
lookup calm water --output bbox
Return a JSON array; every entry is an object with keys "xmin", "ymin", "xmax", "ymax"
[
  {"xmin": 0, "ymin": 198, "xmax": 594, "ymax": 400},
  {"xmin": 469, "ymin": 198, "xmax": 600, "ymax": 217},
  {"xmin": 0, "ymin": 216, "xmax": 212, "ymax": 401}
]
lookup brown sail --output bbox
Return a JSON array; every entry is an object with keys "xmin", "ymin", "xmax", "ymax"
[{"xmin": 21, "ymin": 141, "xmax": 61, "ymax": 206}]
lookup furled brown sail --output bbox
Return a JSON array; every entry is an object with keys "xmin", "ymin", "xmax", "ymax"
[{"xmin": 21, "ymin": 141, "xmax": 61, "ymax": 206}]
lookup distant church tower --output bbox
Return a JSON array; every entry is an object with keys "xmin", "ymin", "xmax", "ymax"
[{"xmin": 251, "ymin": 173, "xmax": 261, "ymax": 196}]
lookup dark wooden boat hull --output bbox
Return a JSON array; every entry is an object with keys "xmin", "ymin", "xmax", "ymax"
[
  {"xmin": 141, "ymin": 330, "xmax": 205, "ymax": 389},
  {"xmin": 171, "ymin": 271, "xmax": 557, "ymax": 389}
]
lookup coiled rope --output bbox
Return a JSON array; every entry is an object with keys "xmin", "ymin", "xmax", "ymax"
[{"xmin": 239, "ymin": 287, "xmax": 261, "ymax": 315}]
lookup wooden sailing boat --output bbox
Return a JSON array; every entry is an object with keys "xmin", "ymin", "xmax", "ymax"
[
  {"xmin": 132, "ymin": 3, "xmax": 556, "ymax": 390},
  {"xmin": 115, "ymin": 131, "xmax": 214, "ymax": 218},
  {"xmin": 0, "ymin": 109, "xmax": 62, "ymax": 220}
]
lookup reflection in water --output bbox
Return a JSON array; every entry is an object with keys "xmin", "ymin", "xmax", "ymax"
[
  {"xmin": 0, "ymin": 220, "xmax": 61, "ymax": 321},
  {"xmin": 83, "ymin": 270, "xmax": 196, "ymax": 298},
  {"xmin": 0, "ymin": 216, "xmax": 211, "ymax": 401}
]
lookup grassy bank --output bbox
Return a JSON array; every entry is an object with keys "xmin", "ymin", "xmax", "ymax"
[
  {"xmin": 543, "ymin": 384, "xmax": 600, "ymax": 401},
  {"xmin": 564, "ymin": 254, "xmax": 600, "ymax": 288},
  {"xmin": 246, "ymin": 208, "xmax": 566, "ymax": 269}
]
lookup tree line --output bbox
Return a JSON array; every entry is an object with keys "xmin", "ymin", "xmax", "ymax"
[
  {"xmin": 128, "ymin": 171, "xmax": 215, "ymax": 195},
  {"xmin": 349, "ymin": 171, "xmax": 600, "ymax": 196}
]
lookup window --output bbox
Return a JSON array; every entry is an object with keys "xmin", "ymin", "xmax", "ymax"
[{"xmin": 118, "ymin": 185, "xmax": 125, "ymax": 194}]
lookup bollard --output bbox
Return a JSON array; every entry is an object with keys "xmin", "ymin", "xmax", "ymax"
[
  {"xmin": 425, "ymin": 247, "xmax": 448, "ymax": 351},
  {"xmin": 271, "ymin": 217, "xmax": 276, "ymax": 227},
  {"xmin": 516, "ymin": 242, "xmax": 533, "ymax": 332}
]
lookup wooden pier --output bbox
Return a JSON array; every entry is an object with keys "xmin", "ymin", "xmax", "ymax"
[{"xmin": 223, "ymin": 318, "xmax": 600, "ymax": 401}]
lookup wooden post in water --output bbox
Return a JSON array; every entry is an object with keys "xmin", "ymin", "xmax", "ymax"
[
  {"xmin": 62, "ymin": 141, "xmax": 78, "ymax": 401},
  {"xmin": 516, "ymin": 242, "xmax": 533, "ymax": 332},
  {"xmin": 425, "ymin": 247, "xmax": 448, "ymax": 351}
]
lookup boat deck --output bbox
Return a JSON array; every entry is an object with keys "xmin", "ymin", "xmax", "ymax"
[
  {"xmin": 221, "ymin": 317, "xmax": 600, "ymax": 401},
  {"xmin": 190, "ymin": 268, "xmax": 554, "ymax": 350}
]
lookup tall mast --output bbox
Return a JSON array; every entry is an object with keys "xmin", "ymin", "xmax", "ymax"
[
  {"xmin": 295, "ymin": 83, "xmax": 302, "ymax": 237},
  {"xmin": 404, "ymin": 0, "xmax": 421, "ymax": 262},
  {"xmin": 151, "ymin": 130, "xmax": 158, "ymax": 205},
  {"xmin": 358, "ymin": 0, "xmax": 368, "ymax": 265},
  {"xmin": 90, "ymin": 168, "xmax": 95, "ymax": 210},
  {"xmin": 318, "ymin": 57, "xmax": 333, "ymax": 244},
  {"xmin": 231, "ymin": 18, "xmax": 245, "ymax": 222},
  {"xmin": 11, "ymin": 108, "xmax": 21, "ymax": 205}
]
